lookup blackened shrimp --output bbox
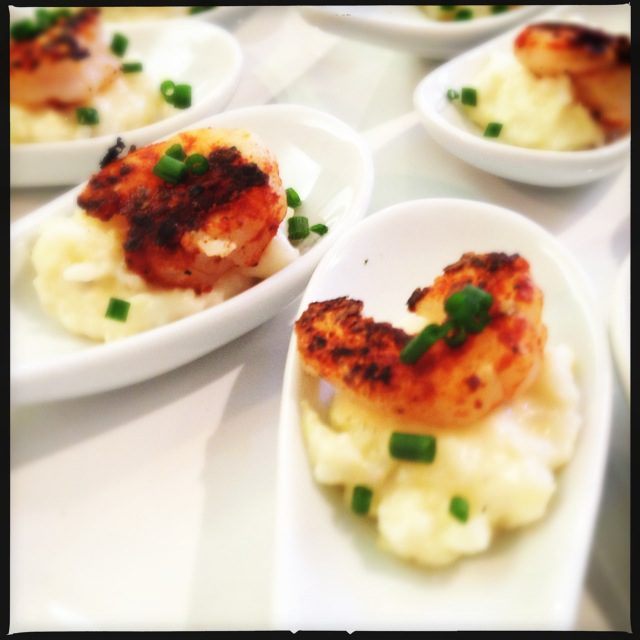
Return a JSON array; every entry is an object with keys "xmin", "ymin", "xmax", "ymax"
[
  {"xmin": 295, "ymin": 253, "xmax": 547, "ymax": 428},
  {"xmin": 514, "ymin": 23, "xmax": 630, "ymax": 136},
  {"xmin": 77, "ymin": 128, "xmax": 287, "ymax": 293},
  {"xmin": 10, "ymin": 8, "xmax": 120, "ymax": 108}
]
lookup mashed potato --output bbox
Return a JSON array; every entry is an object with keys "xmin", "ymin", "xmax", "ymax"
[
  {"xmin": 31, "ymin": 210, "xmax": 299, "ymax": 341},
  {"xmin": 10, "ymin": 73, "xmax": 175, "ymax": 144},
  {"xmin": 462, "ymin": 51, "xmax": 605, "ymax": 150},
  {"xmin": 301, "ymin": 344, "xmax": 580, "ymax": 567}
]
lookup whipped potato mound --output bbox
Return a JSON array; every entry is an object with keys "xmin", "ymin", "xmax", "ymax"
[
  {"xmin": 31, "ymin": 210, "xmax": 297, "ymax": 342},
  {"xmin": 301, "ymin": 344, "xmax": 581, "ymax": 567},
  {"xmin": 10, "ymin": 74, "xmax": 174, "ymax": 144},
  {"xmin": 464, "ymin": 51, "xmax": 605, "ymax": 151}
]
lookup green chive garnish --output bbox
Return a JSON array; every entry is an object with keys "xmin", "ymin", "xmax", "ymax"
[
  {"xmin": 461, "ymin": 87, "xmax": 477, "ymax": 106},
  {"xmin": 10, "ymin": 20, "xmax": 41, "ymax": 40},
  {"xmin": 400, "ymin": 324, "xmax": 446, "ymax": 364},
  {"xmin": 447, "ymin": 88, "xmax": 460, "ymax": 101},
  {"xmin": 121, "ymin": 61, "xmax": 143, "ymax": 73},
  {"xmin": 165, "ymin": 143, "xmax": 185, "ymax": 160},
  {"xmin": 53, "ymin": 8, "xmax": 72, "ymax": 20},
  {"xmin": 110, "ymin": 32, "xmax": 129, "ymax": 57},
  {"xmin": 287, "ymin": 216, "xmax": 310, "ymax": 241},
  {"xmin": 76, "ymin": 107, "xmax": 99, "ymax": 125},
  {"xmin": 286, "ymin": 187, "xmax": 302, "ymax": 209},
  {"xmin": 449, "ymin": 496, "xmax": 469, "ymax": 522},
  {"xmin": 160, "ymin": 81, "xmax": 192, "ymax": 108},
  {"xmin": 483, "ymin": 121, "xmax": 503, "ymax": 138},
  {"xmin": 443, "ymin": 325, "xmax": 467, "ymax": 347},
  {"xmin": 35, "ymin": 8, "xmax": 56, "ymax": 30},
  {"xmin": 105, "ymin": 297, "xmax": 130, "ymax": 322},
  {"xmin": 160, "ymin": 80, "xmax": 176, "ymax": 101},
  {"xmin": 189, "ymin": 6, "xmax": 216, "ymax": 14},
  {"xmin": 351, "ymin": 485, "xmax": 373, "ymax": 515},
  {"xmin": 153, "ymin": 154, "xmax": 187, "ymax": 184},
  {"xmin": 35, "ymin": 8, "xmax": 71, "ymax": 29},
  {"xmin": 439, "ymin": 5, "xmax": 456, "ymax": 11},
  {"xmin": 172, "ymin": 84, "xmax": 192, "ymax": 109},
  {"xmin": 399, "ymin": 284, "xmax": 493, "ymax": 364},
  {"xmin": 11, "ymin": 8, "xmax": 71, "ymax": 40},
  {"xmin": 454, "ymin": 8, "xmax": 474, "ymax": 20},
  {"xmin": 444, "ymin": 284, "xmax": 492, "ymax": 332},
  {"xmin": 310, "ymin": 223, "xmax": 329, "ymax": 236},
  {"xmin": 186, "ymin": 153, "xmax": 209, "ymax": 175},
  {"xmin": 491, "ymin": 5, "xmax": 509, "ymax": 14},
  {"xmin": 389, "ymin": 432, "xmax": 437, "ymax": 463}
]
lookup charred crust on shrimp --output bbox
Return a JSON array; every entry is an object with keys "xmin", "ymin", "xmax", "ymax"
[
  {"xmin": 80, "ymin": 146, "xmax": 269, "ymax": 249},
  {"xmin": 76, "ymin": 129, "xmax": 287, "ymax": 293},
  {"xmin": 514, "ymin": 22, "xmax": 630, "ymax": 138},
  {"xmin": 407, "ymin": 287, "xmax": 430, "ymax": 311},
  {"xmin": 296, "ymin": 252, "xmax": 547, "ymax": 428},
  {"xmin": 10, "ymin": 8, "xmax": 99, "ymax": 71}
]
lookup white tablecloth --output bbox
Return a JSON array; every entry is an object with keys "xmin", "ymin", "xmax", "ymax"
[{"xmin": 10, "ymin": 6, "xmax": 630, "ymax": 631}]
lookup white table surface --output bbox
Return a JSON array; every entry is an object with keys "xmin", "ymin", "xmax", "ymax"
[{"xmin": 9, "ymin": 6, "xmax": 630, "ymax": 632}]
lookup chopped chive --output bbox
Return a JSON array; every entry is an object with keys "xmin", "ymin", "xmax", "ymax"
[
  {"xmin": 160, "ymin": 79, "xmax": 176, "ymax": 101},
  {"xmin": 400, "ymin": 284, "xmax": 493, "ymax": 364},
  {"xmin": 153, "ymin": 154, "xmax": 187, "ymax": 184},
  {"xmin": 439, "ymin": 5, "xmax": 456, "ymax": 10},
  {"xmin": 165, "ymin": 143, "xmax": 185, "ymax": 160},
  {"xmin": 11, "ymin": 8, "xmax": 71, "ymax": 40},
  {"xmin": 53, "ymin": 8, "xmax": 72, "ymax": 20},
  {"xmin": 35, "ymin": 8, "xmax": 56, "ymax": 30},
  {"xmin": 449, "ymin": 495, "xmax": 469, "ymax": 522},
  {"xmin": 389, "ymin": 432, "xmax": 437, "ymax": 463},
  {"xmin": 444, "ymin": 285, "xmax": 492, "ymax": 332},
  {"xmin": 287, "ymin": 216, "xmax": 310, "ymax": 241},
  {"xmin": 36, "ymin": 8, "xmax": 71, "ymax": 29},
  {"xmin": 189, "ymin": 6, "xmax": 216, "ymax": 14},
  {"xmin": 310, "ymin": 223, "xmax": 329, "ymax": 236},
  {"xmin": 76, "ymin": 107, "xmax": 99, "ymax": 125},
  {"xmin": 454, "ymin": 8, "xmax": 473, "ymax": 20},
  {"xmin": 160, "ymin": 79, "xmax": 192, "ymax": 108},
  {"xmin": 110, "ymin": 32, "xmax": 129, "ymax": 57},
  {"xmin": 286, "ymin": 187, "xmax": 302, "ymax": 209},
  {"xmin": 105, "ymin": 297, "xmax": 130, "ymax": 322},
  {"xmin": 172, "ymin": 84, "xmax": 192, "ymax": 109},
  {"xmin": 443, "ymin": 325, "xmax": 467, "ymax": 347},
  {"xmin": 491, "ymin": 5, "xmax": 509, "ymax": 14},
  {"xmin": 10, "ymin": 19, "xmax": 41, "ymax": 41},
  {"xmin": 186, "ymin": 153, "xmax": 209, "ymax": 175},
  {"xmin": 351, "ymin": 485, "xmax": 373, "ymax": 515},
  {"xmin": 121, "ymin": 61, "xmax": 143, "ymax": 73},
  {"xmin": 483, "ymin": 121, "xmax": 503, "ymax": 138},
  {"xmin": 400, "ymin": 323, "xmax": 446, "ymax": 364},
  {"xmin": 460, "ymin": 87, "xmax": 477, "ymax": 106},
  {"xmin": 446, "ymin": 88, "xmax": 460, "ymax": 101}
]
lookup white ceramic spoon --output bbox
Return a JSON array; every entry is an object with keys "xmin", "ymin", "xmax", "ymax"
[
  {"xmin": 10, "ymin": 104, "xmax": 374, "ymax": 405},
  {"xmin": 299, "ymin": 5, "xmax": 546, "ymax": 60},
  {"xmin": 274, "ymin": 197, "xmax": 612, "ymax": 630},
  {"xmin": 413, "ymin": 4, "xmax": 630, "ymax": 187},
  {"xmin": 10, "ymin": 18, "xmax": 243, "ymax": 187}
]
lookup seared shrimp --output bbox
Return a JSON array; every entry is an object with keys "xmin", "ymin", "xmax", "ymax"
[
  {"xmin": 514, "ymin": 23, "xmax": 630, "ymax": 135},
  {"xmin": 10, "ymin": 8, "xmax": 120, "ymax": 108},
  {"xmin": 295, "ymin": 252, "xmax": 547, "ymax": 428},
  {"xmin": 77, "ymin": 128, "xmax": 287, "ymax": 293}
]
